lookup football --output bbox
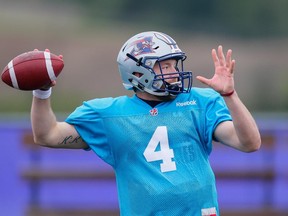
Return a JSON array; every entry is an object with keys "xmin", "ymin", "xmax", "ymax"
[{"xmin": 1, "ymin": 50, "xmax": 64, "ymax": 90}]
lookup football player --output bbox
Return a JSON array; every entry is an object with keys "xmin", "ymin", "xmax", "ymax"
[{"xmin": 31, "ymin": 31, "xmax": 261, "ymax": 215}]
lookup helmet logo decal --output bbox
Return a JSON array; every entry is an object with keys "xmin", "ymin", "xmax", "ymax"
[{"xmin": 127, "ymin": 36, "xmax": 155, "ymax": 60}]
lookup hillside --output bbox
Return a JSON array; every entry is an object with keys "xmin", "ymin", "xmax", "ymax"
[{"xmin": 1, "ymin": 2, "xmax": 288, "ymax": 113}]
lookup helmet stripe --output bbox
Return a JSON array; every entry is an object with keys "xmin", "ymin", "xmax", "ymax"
[{"xmin": 155, "ymin": 32, "xmax": 180, "ymax": 51}]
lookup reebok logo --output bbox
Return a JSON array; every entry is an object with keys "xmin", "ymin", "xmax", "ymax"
[{"xmin": 176, "ymin": 100, "xmax": 197, "ymax": 107}]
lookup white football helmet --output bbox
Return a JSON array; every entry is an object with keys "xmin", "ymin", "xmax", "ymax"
[{"xmin": 117, "ymin": 31, "xmax": 192, "ymax": 96}]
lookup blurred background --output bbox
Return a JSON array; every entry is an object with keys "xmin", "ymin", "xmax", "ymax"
[{"xmin": 0, "ymin": 0, "xmax": 287, "ymax": 215}]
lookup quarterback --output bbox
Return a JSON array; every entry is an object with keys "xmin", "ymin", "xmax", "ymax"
[{"xmin": 31, "ymin": 31, "xmax": 261, "ymax": 215}]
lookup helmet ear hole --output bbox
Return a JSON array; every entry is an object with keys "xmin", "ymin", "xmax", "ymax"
[{"xmin": 132, "ymin": 72, "xmax": 143, "ymax": 78}]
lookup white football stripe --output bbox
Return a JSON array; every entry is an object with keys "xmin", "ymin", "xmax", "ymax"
[
  {"xmin": 8, "ymin": 60, "xmax": 19, "ymax": 89},
  {"xmin": 44, "ymin": 51, "xmax": 57, "ymax": 81}
]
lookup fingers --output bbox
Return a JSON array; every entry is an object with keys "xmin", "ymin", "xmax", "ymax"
[
  {"xmin": 226, "ymin": 49, "xmax": 235, "ymax": 74},
  {"xmin": 211, "ymin": 48, "xmax": 219, "ymax": 67},
  {"xmin": 218, "ymin": 45, "xmax": 225, "ymax": 66},
  {"xmin": 33, "ymin": 48, "xmax": 50, "ymax": 52},
  {"xmin": 212, "ymin": 45, "xmax": 225, "ymax": 67},
  {"xmin": 225, "ymin": 49, "xmax": 232, "ymax": 69},
  {"xmin": 40, "ymin": 80, "xmax": 57, "ymax": 90},
  {"xmin": 213, "ymin": 45, "xmax": 235, "ymax": 70},
  {"xmin": 33, "ymin": 48, "xmax": 63, "ymax": 59},
  {"xmin": 230, "ymin": 59, "xmax": 236, "ymax": 74},
  {"xmin": 50, "ymin": 80, "xmax": 57, "ymax": 86},
  {"xmin": 196, "ymin": 75, "xmax": 211, "ymax": 86}
]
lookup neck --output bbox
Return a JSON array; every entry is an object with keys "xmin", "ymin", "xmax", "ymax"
[{"xmin": 136, "ymin": 91, "xmax": 176, "ymax": 102}]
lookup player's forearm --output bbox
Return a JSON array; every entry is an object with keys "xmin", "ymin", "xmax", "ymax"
[
  {"xmin": 223, "ymin": 92, "xmax": 261, "ymax": 152},
  {"xmin": 31, "ymin": 97, "xmax": 58, "ymax": 146}
]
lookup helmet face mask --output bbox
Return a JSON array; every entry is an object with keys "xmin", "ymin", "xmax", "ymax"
[{"xmin": 117, "ymin": 31, "xmax": 193, "ymax": 96}]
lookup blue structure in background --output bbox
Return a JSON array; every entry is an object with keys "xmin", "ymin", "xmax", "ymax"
[{"xmin": 0, "ymin": 116, "xmax": 287, "ymax": 216}]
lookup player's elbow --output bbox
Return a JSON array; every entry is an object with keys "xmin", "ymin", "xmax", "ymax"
[
  {"xmin": 33, "ymin": 134, "xmax": 55, "ymax": 148},
  {"xmin": 242, "ymin": 135, "xmax": 261, "ymax": 153},
  {"xmin": 33, "ymin": 135, "xmax": 48, "ymax": 147}
]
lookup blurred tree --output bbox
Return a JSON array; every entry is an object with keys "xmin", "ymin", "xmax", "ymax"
[
  {"xmin": 1, "ymin": 0, "xmax": 287, "ymax": 112},
  {"xmin": 53, "ymin": 0, "xmax": 288, "ymax": 38}
]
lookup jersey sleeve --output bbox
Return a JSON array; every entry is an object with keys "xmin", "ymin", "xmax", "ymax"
[
  {"xmin": 65, "ymin": 99, "xmax": 114, "ymax": 165},
  {"xmin": 204, "ymin": 91, "xmax": 232, "ymax": 153}
]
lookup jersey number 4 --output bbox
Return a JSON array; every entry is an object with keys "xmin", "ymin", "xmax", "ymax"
[{"xmin": 143, "ymin": 126, "xmax": 176, "ymax": 172}]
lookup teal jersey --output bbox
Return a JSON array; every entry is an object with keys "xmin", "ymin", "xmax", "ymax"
[{"xmin": 66, "ymin": 87, "xmax": 232, "ymax": 216}]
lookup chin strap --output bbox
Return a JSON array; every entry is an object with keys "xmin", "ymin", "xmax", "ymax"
[
  {"xmin": 165, "ymin": 81, "xmax": 182, "ymax": 95},
  {"xmin": 130, "ymin": 78, "xmax": 183, "ymax": 97}
]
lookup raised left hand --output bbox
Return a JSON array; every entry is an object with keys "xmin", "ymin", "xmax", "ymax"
[{"xmin": 196, "ymin": 45, "xmax": 235, "ymax": 95}]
